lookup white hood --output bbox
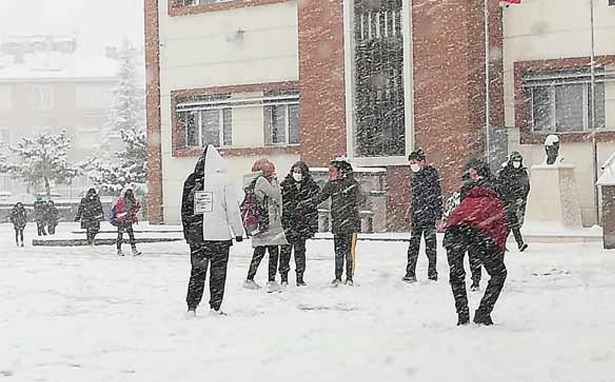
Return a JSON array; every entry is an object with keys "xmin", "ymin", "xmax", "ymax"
[{"xmin": 204, "ymin": 145, "xmax": 227, "ymax": 177}]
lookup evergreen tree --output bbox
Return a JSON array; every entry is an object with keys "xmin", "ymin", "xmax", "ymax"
[
  {"xmin": 81, "ymin": 40, "xmax": 146, "ymax": 193},
  {"xmin": 7, "ymin": 130, "xmax": 79, "ymax": 194}
]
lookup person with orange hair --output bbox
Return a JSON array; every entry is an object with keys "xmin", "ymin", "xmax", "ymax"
[{"xmin": 243, "ymin": 158, "xmax": 288, "ymax": 292}]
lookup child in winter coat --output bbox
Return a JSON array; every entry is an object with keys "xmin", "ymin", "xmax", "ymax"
[
  {"xmin": 112, "ymin": 187, "xmax": 141, "ymax": 256},
  {"xmin": 280, "ymin": 161, "xmax": 320, "ymax": 286},
  {"xmin": 444, "ymin": 159, "xmax": 508, "ymax": 326},
  {"xmin": 308, "ymin": 158, "xmax": 361, "ymax": 287},
  {"xmin": 243, "ymin": 158, "xmax": 288, "ymax": 292},
  {"xmin": 10, "ymin": 202, "xmax": 27, "ymax": 247}
]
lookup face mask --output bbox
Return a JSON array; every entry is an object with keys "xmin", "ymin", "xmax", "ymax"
[
  {"xmin": 292, "ymin": 173, "xmax": 303, "ymax": 182},
  {"xmin": 512, "ymin": 161, "xmax": 521, "ymax": 169},
  {"xmin": 410, "ymin": 164, "xmax": 421, "ymax": 173}
]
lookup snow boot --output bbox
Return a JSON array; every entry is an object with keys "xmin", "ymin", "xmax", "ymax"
[
  {"xmin": 473, "ymin": 310, "xmax": 494, "ymax": 326},
  {"xmin": 345, "ymin": 279, "xmax": 354, "ymax": 287},
  {"xmin": 296, "ymin": 280, "xmax": 307, "ymax": 287},
  {"xmin": 243, "ymin": 279, "xmax": 261, "ymax": 290},
  {"xmin": 402, "ymin": 275, "xmax": 417, "ymax": 284},
  {"xmin": 331, "ymin": 278, "xmax": 342, "ymax": 287},
  {"xmin": 117, "ymin": 249, "xmax": 124, "ymax": 256},
  {"xmin": 132, "ymin": 248, "xmax": 142, "ymax": 256}
]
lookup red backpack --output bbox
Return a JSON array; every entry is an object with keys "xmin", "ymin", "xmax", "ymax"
[{"xmin": 240, "ymin": 179, "xmax": 269, "ymax": 236}]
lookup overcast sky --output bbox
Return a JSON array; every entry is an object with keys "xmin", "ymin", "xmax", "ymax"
[{"xmin": 0, "ymin": 0, "xmax": 145, "ymax": 58}]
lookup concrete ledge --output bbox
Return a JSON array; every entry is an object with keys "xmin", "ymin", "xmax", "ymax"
[{"xmin": 32, "ymin": 237, "xmax": 183, "ymax": 247}]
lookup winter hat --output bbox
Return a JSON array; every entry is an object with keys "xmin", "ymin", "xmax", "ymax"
[
  {"xmin": 464, "ymin": 158, "xmax": 491, "ymax": 179},
  {"xmin": 509, "ymin": 151, "xmax": 523, "ymax": 162},
  {"xmin": 408, "ymin": 148, "xmax": 426, "ymax": 162}
]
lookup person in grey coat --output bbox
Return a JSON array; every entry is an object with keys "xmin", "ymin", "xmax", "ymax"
[{"xmin": 243, "ymin": 159, "xmax": 288, "ymax": 292}]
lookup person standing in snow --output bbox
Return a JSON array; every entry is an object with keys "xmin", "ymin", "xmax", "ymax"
[
  {"xmin": 10, "ymin": 202, "xmax": 27, "ymax": 247},
  {"xmin": 112, "ymin": 187, "xmax": 141, "ymax": 256},
  {"xmin": 181, "ymin": 145, "xmax": 244, "ymax": 317},
  {"xmin": 243, "ymin": 159, "xmax": 288, "ymax": 292},
  {"xmin": 443, "ymin": 159, "xmax": 508, "ymax": 326},
  {"xmin": 279, "ymin": 161, "xmax": 320, "ymax": 287},
  {"xmin": 403, "ymin": 149, "xmax": 443, "ymax": 283},
  {"xmin": 496, "ymin": 151, "xmax": 530, "ymax": 252},
  {"xmin": 45, "ymin": 200, "xmax": 59, "ymax": 235},
  {"xmin": 75, "ymin": 188, "xmax": 104, "ymax": 245},
  {"xmin": 33, "ymin": 195, "xmax": 47, "ymax": 236},
  {"xmin": 306, "ymin": 158, "xmax": 361, "ymax": 287}
]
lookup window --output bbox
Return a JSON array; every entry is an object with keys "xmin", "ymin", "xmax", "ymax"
[
  {"xmin": 264, "ymin": 104, "xmax": 300, "ymax": 146},
  {"xmin": 76, "ymin": 85, "xmax": 113, "ymax": 109},
  {"xmin": 32, "ymin": 86, "xmax": 53, "ymax": 110},
  {"xmin": 0, "ymin": 87, "xmax": 12, "ymax": 110},
  {"xmin": 181, "ymin": 109, "xmax": 232, "ymax": 148},
  {"xmin": 176, "ymin": 0, "xmax": 228, "ymax": 6},
  {"xmin": 525, "ymin": 68, "xmax": 606, "ymax": 133},
  {"xmin": 0, "ymin": 128, "xmax": 10, "ymax": 145}
]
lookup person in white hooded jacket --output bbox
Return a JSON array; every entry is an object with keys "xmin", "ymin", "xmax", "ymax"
[{"xmin": 181, "ymin": 145, "xmax": 245, "ymax": 317}]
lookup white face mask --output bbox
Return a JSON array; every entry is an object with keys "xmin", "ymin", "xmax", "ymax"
[
  {"xmin": 512, "ymin": 161, "xmax": 521, "ymax": 169},
  {"xmin": 410, "ymin": 164, "xmax": 421, "ymax": 173},
  {"xmin": 292, "ymin": 173, "xmax": 303, "ymax": 182}
]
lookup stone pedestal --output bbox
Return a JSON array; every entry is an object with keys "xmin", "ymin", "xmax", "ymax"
[{"xmin": 525, "ymin": 165, "xmax": 582, "ymax": 228}]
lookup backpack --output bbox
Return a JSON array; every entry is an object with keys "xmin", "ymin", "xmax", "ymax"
[
  {"xmin": 240, "ymin": 178, "xmax": 269, "ymax": 237},
  {"xmin": 108, "ymin": 201, "xmax": 120, "ymax": 227}
]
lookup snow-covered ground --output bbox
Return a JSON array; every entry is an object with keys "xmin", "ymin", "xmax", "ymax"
[{"xmin": 1, "ymin": 223, "xmax": 614, "ymax": 382}]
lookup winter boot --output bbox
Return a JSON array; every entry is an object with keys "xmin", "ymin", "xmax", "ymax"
[
  {"xmin": 402, "ymin": 275, "xmax": 417, "ymax": 284},
  {"xmin": 519, "ymin": 243, "xmax": 528, "ymax": 252},
  {"xmin": 331, "ymin": 278, "xmax": 342, "ymax": 287},
  {"xmin": 20, "ymin": 242, "xmax": 24, "ymax": 247},
  {"xmin": 296, "ymin": 275, "xmax": 307, "ymax": 287},
  {"xmin": 132, "ymin": 247, "xmax": 142, "ymax": 256},
  {"xmin": 473, "ymin": 310, "xmax": 494, "ymax": 326},
  {"xmin": 457, "ymin": 309, "xmax": 470, "ymax": 326},
  {"xmin": 345, "ymin": 279, "xmax": 354, "ymax": 287},
  {"xmin": 117, "ymin": 248, "xmax": 124, "ymax": 256},
  {"xmin": 280, "ymin": 273, "xmax": 288, "ymax": 286},
  {"xmin": 243, "ymin": 279, "xmax": 261, "ymax": 290}
]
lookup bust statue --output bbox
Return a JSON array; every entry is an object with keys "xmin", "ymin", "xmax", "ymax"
[{"xmin": 544, "ymin": 134, "xmax": 561, "ymax": 165}]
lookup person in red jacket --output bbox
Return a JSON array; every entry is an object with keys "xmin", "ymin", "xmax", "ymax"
[
  {"xmin": 442, "ymin": 158, "xmax": 508, "ymax": 326},
  {"xmin": 112, "ymin": 187, "xmax": 141, "ymax": 256}
]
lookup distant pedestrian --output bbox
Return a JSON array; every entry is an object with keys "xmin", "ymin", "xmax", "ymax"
[
  {"xmin": 403, "ymin": 149, "xmax": 443, "ymax": 283},
  {"xmin": 45, "ymin": 200, "xmax": 59, "ymax": 235},
  {"xmin": 443, "ymin": 159, "xmax": 508, "ymax": 326},
  {"xmin": 33, "ymin": 195, "xmax": 47, "ymax": 236},
  {"xmin": 75, "ymin": 188, "xmax": 104, "ymax": 246},
  {"xmin": 112, "ymin": 187, "xmax": 141, "ymax": 256},
  {"xmin": 243, "ymin": 159, "xmax": 288, "ymax": 292},
  {"xmin": 181, "ymin": 145, "xmax": 244, "ymax": 317},
  {"xmin": 10, "ymin": 202, "xmax": 27, "ymax": 247},
  {"xmin": 310, "ymin": 158, "xmax": 361, "ymax": 287},
  {"xmin": 280, "ymin": 161, "xmax": 320, "ymax": 287},
  {"xmin": 496, "ymin": 151, "xmax": 530, "ymax": 252}
]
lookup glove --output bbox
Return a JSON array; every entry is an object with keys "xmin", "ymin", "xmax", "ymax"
[{"xmin": 235, "ymin": 236, "xmax": 243, "ymax": 242}]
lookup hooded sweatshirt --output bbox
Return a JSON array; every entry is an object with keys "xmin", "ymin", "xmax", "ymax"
[{"xmin": 181, "ymin": 145, "xmax": 244, "ymax": 242}]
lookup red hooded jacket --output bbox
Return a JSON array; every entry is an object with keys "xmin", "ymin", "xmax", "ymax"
[
  {"xmin": 445, "ymin": 186, "xmax": 507, "ymax": 253},
  {"xmin": 112, "ymin": 197, "xmax": 140, "ymax": 224}
]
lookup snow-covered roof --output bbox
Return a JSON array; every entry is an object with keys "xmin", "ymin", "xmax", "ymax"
[{"xmin": 0, "ymin": 55, "xmax": 119, "ymax": 82}]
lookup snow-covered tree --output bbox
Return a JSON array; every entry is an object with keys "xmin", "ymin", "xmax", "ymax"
[
  {"xmin": 81, "ymin": 40, "xmax": 146, "ymax": 193},
  {"xmin": 6, "ymin": 130, "xmax": 79, "ymax": 194}
]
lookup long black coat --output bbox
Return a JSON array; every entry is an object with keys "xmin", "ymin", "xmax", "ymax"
[
  {"xmin": 181, "ymin": 171, "xmax": 204, "ymax": 244},
  {"xmin": 281, "ymin": 173, "xmax": 320, "ymax": 242},
  {"xmin": 33, "ymin": 200, "xmax": 46, "ymax": 222},
  {"xmin": 317, "ymin": 176, "xmax": 361, "ymax": 234},
  {"xmin": 75, "ymin": 196, "xmax": 104, "ymax": 230},
  {"xmin": 10, "ymin": 205, "xmax": 27, "ymax": 229},
  {"xmin": 496, "ymin": 164, "xmax": 530, "ymax": 205},
  {"xmin": 45, "ymin": 203, "xmax": 59, "ymax": 226},
  {"xmin": 410, "ymin": 165, "xmax": 443, "ymax": 224}
]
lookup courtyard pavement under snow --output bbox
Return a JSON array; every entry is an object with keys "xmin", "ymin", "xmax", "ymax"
[{"xmin": 1, "ymin": 223, "xmax": 614, "ymax": 382}]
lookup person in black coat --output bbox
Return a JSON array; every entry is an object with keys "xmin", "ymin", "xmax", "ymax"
[
  {"xmin": 10, "ymin": 202, "xmax": 27, "ymax": 247},
  {"xmin": 33, "ymin": 196, "xmax": 47, "ymax": 236},
  {"xmin": 75, "ymin": 188, "xmax": 104, "ymax": 245},
  {"xmin": 45, "ymin": 200, "xmax": 59, "ymax": 235},
  {"xmin": 496, "ymin": 151, "xmax": 530, "ymax": 252},
  {"xmin": 308, "ymin": 158, "xmax": 362, "ymax": 286},
  {"xmin": 403, "ymin": 149, "xmax": 443, "ymax": 283},
  {"xmin": 279, "ymin": 161, "xmax": 320, "ymax": 287}
]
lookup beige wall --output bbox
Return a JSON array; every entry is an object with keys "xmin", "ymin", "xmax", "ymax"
[
  {"xmin": 503, "ymin": 0, "xmax": 615, "ymax": 226},
  {"xmin": 158, "ymin": 1, "xmax": 300, "ymax": 223}
]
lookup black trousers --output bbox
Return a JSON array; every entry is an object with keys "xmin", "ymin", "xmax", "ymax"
[
  {"xmin": 279, "ymin": 237, "xmax": 307, "ymax": 282},
  {"xmin": 505, "ymin": 203, "xmax": 525, "ymax": 248},
  {"xmin": 86, "ymin": 227, "xmax": 99, "ymax": 245},
  {"xmin": 406, "ymin": 221, "xmax": 437, "ymax": 279},
  {"xmin": 469, "ymin": 246, "xmax": 482, "ymax": 284},
  {"xmin": 14, "ymin": 228, "xmax": 24, "ymax": 244},
  {"xmin": 186, "ymin": 241, "xmax": 231, "ymax": 311},
  {"xmin": 334, "ymin": 233, "xmax": 356, "ymax": 281},
  {"xmin": 47, "ymin": 223, "xmax": 57, "ymax": 235},
  {"xmin": 247, "ymin": 245, "xmax": 279, "ymax": 282},
  {"xmin": 117, "ymin": 223, "xmax": 136, "ymax": 250},
  {"xmin": 445, "ymin": 226, "xmax": 507, "ymax": 318},
  {"xmin": 36, "ymin": 221, "xmax": 47, "ymax": 236}
]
